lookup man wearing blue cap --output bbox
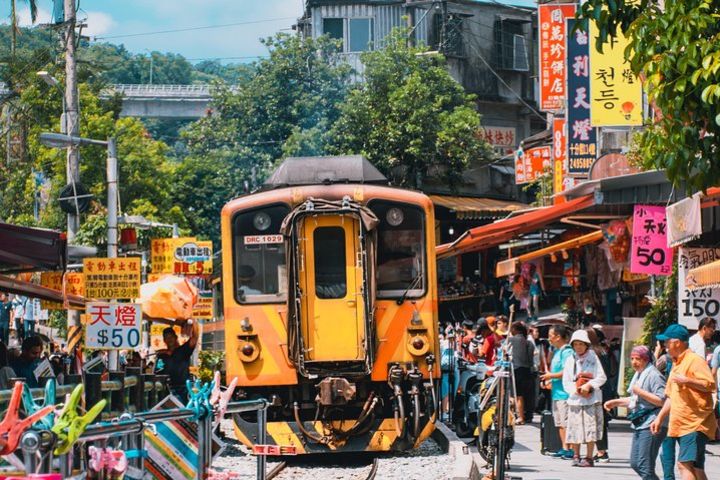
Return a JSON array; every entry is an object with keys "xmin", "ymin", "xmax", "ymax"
[{"xmin": 650, "ymin": 324, "xmax": 716, "ymax": 480}]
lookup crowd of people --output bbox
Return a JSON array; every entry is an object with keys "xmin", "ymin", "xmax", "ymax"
[{"xmin": 440, "ymin": 314, "xmax": 718, "ymax": 478}]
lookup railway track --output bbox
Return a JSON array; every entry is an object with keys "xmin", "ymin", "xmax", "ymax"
[{"xmin": 268, "ymin": 457, "xmax": 379, "ymax": 480}]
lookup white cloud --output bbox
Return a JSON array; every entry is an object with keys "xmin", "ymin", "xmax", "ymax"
[
  {"xmin": 82, "ymin": 11, "xmax": 115, "ymax": 37},
  {"xmin": 15, "ymin": 7, "xmax": 52, "ymax": 26}
]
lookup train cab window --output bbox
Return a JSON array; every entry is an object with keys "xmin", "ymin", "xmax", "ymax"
[
  {"xmin": 369, "ymin": 201, "xmax": 426, "ymax": 298},
  {"xmin": 232, "ymin": 204, "xmax": 290, "ymax": 303},
  {"xmin": 313, "ymin": 227, "xmax": 347, "ymax": 299}
]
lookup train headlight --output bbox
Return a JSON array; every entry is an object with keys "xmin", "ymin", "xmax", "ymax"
[
  {"xmin": 407, "ymin": 334, "xmax": 430, "ymax": 356},
  {"xmin": 386, "ymin": 207, "xmax": 404, "ymax": 226},
  {"xmin": 239, "ymin": 340, "xmax": 260, "ymax": 362},
  {"xmin": 253, "ymin": 212, "xmax": 272, "ymax": 231}
]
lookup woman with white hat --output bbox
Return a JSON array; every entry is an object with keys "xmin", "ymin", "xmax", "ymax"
[{"xmin": 562, "ymin": 329, "xmax": 608, "ymax": 467}]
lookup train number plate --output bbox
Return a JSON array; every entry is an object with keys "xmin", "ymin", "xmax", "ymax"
[{"xmin": 252, "ymin": 444, "xmax": 298, "ymax": 456}]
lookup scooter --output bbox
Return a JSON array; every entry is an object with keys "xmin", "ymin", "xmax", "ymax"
[{"xmin": 451, "ymin": 357, "xmax": 488, "ymax": 437}]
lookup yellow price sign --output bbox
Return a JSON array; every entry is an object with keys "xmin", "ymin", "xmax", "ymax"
[{"xmin": 83, "ymin": 257, "xmax": 141, "ymax": 300}]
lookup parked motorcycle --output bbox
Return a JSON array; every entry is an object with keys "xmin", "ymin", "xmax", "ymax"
[{"xmin": 451, "ymin": 358, "xmax": 488, "ymax": 437}]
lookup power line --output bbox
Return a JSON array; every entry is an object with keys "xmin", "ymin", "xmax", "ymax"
[
  {"xmin": 463, "ymin": 33, "xmax": 547, "ymax": 123},
  {"xmin": 93, "ymin": 17, "xmax": 298, "ymax": 41}
]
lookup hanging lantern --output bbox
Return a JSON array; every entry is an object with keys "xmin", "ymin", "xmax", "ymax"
[{"xmin": 120, "ymin": 227, "xmax": 138, "ymax": 251}]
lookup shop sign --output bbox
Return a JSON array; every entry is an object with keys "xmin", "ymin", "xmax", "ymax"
[
  {"xmin": 84, "ymin": 257, "xmax": 141, "ymax": 299},
  {"xmin": 552, "ymin": 117, "xmax": 567, "ymax": 204},
  {"xmin": 589, "ymin": 22, "xmax": 643, "ymax": 126},
  {"xmin": 538, "ymin": 4, "xmax": 577, "ymax": 111},
  {"xmin": 151, "ymin": 238, "xmax": 213, "ymax": 275},
  {"xmin": 39, "ymin": 271, "xmax": 85, "ymax": 310},
  {"xmin": 515, "ymin": 145, "xmax": 551, "ymax": 185},
  {"xmin": 630, "ymin": 205, "xmax": 672, "ymax": 276},
  {"xmin": 480, "ymin": 126, "xmax": 516, "ymax": 148},
  {"xmin": 678, "ymin": 248, "xmax": 720, "ymax": 329},
  {"xmin": 566, "ymin": 18, "xmax": 598, "ymax": 177},
  {"xmin": 192, "ymin": 290, "xmax": 213, "ymax": 319},
  {"xmin": 85, "ymin": 302, "xmax": 142, "ymax": 350}
]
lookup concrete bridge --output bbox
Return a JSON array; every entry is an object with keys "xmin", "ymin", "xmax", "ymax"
[
  {"xmin": 0, "ymin": 83, "xmax": 224, "ymax": 119},
  {"xmin": 101, "ymin": 84, "xmax": 222, "ymax": 119}
]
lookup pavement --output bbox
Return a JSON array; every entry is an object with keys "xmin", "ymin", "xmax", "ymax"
[{"xmin": 496, "ymin": 419, "xmax": 720, "ymax": 480}]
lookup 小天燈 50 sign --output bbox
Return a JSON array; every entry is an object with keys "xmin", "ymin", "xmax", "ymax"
[{"xmin": 630, "ymin": 205, "xmax": 673, "ymax": 276}]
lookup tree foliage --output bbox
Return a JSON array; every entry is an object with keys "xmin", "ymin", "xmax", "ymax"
[
  {"xmin": 176, "ymin": 33, "xmax": 351, "ymax": 243},
  {"xmin": 330, "ymin": 29, "xmax": 493, "ymax": 188},
  {"xmin": 578, "ymin": 0, "xmax": 720, "ymax": 191}
]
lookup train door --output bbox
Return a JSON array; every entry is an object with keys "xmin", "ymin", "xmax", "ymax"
[{"xmin": 298, "ymin": 214, "xmax": 366, "ymax": 362}]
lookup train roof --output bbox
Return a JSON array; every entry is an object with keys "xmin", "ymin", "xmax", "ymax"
[{"xmin": 263, "ymin": 156, "xmax": 388, "ymax": 188}]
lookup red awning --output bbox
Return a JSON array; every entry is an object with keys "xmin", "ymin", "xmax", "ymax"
[
  {"xmin": 436, "ymin": 194, "xmax": 595, "ymax": 259},
  {"xmin": 0, "ymin": 222, "xmax": 67, "ymax": 273}
]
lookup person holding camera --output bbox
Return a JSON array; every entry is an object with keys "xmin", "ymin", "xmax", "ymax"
[
  {"xmin": 604, "ymin": 345, "xmax": 667, "ymax": 480},
  {"xmin": 562, "ymin": 329, "xmax": 607, "ymax": 467}
]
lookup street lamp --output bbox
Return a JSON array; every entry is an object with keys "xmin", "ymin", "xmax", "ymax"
[
  {"xmin": 36, "ymin": 71, "xmax": 67, "ymax": 134},
  {"xmin": 39, "ymin": 132, "xmax": 119, "ymax": 260}
]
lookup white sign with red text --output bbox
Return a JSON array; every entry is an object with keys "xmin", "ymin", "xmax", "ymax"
[
  {"xmin": 244, "ymin": 234, "xmax": 283, "ymax": 245},
  {"xmin": 86, "ymin": 302, "xmax": 142, "ymax": 350}
]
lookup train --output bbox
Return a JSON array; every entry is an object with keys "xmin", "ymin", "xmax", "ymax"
[{"xmin": 220, "ymin": 156, "xmax": 440, "ymax": 454}]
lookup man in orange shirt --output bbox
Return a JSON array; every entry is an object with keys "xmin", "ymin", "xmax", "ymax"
[{"xmin": 650, "ymin": 324, "xmax": 716, "ymax": 480}]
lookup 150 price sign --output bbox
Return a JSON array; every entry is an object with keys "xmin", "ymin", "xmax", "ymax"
[
  {"xmin": 678, "ymin": 248, "xmax": 720, "ymax": 329},
  {"xmin": 86, "ymin": 302, "xmax": 142, "ymax": 350}
]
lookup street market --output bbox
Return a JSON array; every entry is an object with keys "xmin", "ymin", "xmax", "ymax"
[{"xmin": 1, "ymin": 1, "xmax": 720, "ymax": 479}]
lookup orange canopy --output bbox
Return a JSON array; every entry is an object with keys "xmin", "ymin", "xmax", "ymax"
[
  {"xmin": 436, "ymin": 194, "xmax": 595, "ymax": 259},
  {"xmin": 139, "ymin": 275, "xmax": 198, "ymax": 320}
]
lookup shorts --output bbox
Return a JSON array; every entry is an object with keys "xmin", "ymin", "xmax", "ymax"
[
  {"xmin": 552, "ymin": 400, "xmax": 569, "ymax": 428},
  {"xmin": 676, "ymin": 431, "xmax": 708, "ymax": 470}
]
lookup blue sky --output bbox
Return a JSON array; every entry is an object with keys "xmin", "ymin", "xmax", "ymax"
[{"xmin": 14, "ymin": 0, "xmax": 304, "ymax": 62}]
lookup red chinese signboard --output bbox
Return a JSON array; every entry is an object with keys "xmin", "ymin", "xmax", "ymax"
[
  {"xmin": 539, "ymin": 4, "xmax": 577, "ymax": 111},
  {"xmin": 630, "ymin": 205, "xmax": 673, "ymax": 276},
  {"xmin": 515, "ymin": 145, "xmax": 551, "ymax": 185},
  {"xmin": 479, "ymin": 126, "xmax": 516, "ymax": 148},
  {"xmin": 552, "ymin": 117, "xmax": 567, "ymax": 204}
]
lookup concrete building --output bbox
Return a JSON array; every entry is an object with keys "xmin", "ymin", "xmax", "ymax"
[{"xmin": 298, "ymin": 0, "xmax": 546, "ymax": 160}]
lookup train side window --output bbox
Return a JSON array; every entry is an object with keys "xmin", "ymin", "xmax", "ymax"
[
  {"xmin": 313, "ymin": 227, "xmax": 347, "ymax": 299},
  {"xmin": 369, "ymin": 201, "xmax": 426, "ymax": 299},
  {"xmin": 232, "ymin": 204, "xmax": 290, "ymax": 303}
]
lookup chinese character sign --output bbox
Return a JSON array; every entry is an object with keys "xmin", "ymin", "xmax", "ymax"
[
  {"xmin": 678, "ymin": 248, "xmax": 720, "ymax": 329},
  {"xmin": 84, "ymin": 257, "xmax": 141, "ymax": 299},
  {"xmin": 515, "ymin": 146, "xmax": 551, "ymax": 185},
  {"xmin": 630, "ymin": 205, "xmax": 673, "ymax": 276},
  {"xmin": 85, "ymin": 302, "xmax": 142, "ymax": 350},
  {"xmin": 40, "ymin": 271, "xmax": 85, "ymax": 310},
  {"xmin": 589, "ymin": 22, "xmax": 643, "ymax": 126},
  {"xmin": 566, "ymin": 19, "xmax": 598, "ymax": 177},
  {"xmin": 552, "ymin": 117, "xmax": 567, "ymax": 204},
  {"xmin": 480, "ymin": 126, "xmax": 516, "ymax": 148},
  {"xmin": 151, "ymin": 238, "xmax": 213, "ymax": 275},
  {"xmin": 539, "ymin": 4, "xmax": 576, "ymax": 111}
]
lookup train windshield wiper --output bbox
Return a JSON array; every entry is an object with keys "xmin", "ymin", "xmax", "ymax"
[{"xmin": 396, "ymin": 273, "xmax": 423, "ymax": 305}]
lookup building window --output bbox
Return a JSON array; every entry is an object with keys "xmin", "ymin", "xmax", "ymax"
[
  {"xmin": 322, "ymin": 17, "xmax": 374, "ymax": 53},
  {"xmin": 433, "ymin": 13, "xmax": 464, "ymax": 57},
  {"xmin": 494, "ymin": 18, "xmax": 529, "ymax": 71},
  {"xmin": 349, "ymin": 18, "xmax": 373, "ymax": 52},
  {"xmin": 323, "ymin": 18, "xmax": 344, "ymax": 48}
]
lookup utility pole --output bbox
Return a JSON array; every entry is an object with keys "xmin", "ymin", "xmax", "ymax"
[
  {"xmin": 64, "ymin": 0, "xmax": 81, "ymax": 330},
  {"xmin": 107, "ymin": 138, "xmax": 119, "ymax": 371}
]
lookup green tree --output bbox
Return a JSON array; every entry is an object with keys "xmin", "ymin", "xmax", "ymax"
[
  {"xmin": 578, "ymin": 0, "xmax": 720, "ymax": 191},
  {"xmin": 176, "ymin": 33, "xmax": 350, "ymax": 243},
  {"xmin": 330, "ymin": 28, "xmax": 493, "ymax": 188}
]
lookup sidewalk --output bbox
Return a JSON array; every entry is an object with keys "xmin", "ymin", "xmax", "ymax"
[{"xmin": 500, "ymin": 420, "xmax": 720, "ymax": 479}]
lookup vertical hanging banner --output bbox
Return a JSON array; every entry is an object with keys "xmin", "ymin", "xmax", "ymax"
[
  {"xmin": 678, "ymin": 248, "xmax": 720, "ymax": 329},
  {"xmin": 552, "ymin": 117, "xmax": 567, "ymax": 204},
  {"xmin": 589, "ymin": 22, "xmax": 643, "ymax": 126},
  {"xmin": 630, "ymin": 205, "xmax": 673, "ymax": 276},
  {"xmin": 538, "ymin": 4, "xmax": 577, "ymax": 111},
  {"xmin": 566, "ymin": 18, "xmax": 598, "ymax": 177},
  {"xmin": 515, "ymin": 145, "xmax": 551, "ymax": 184}
]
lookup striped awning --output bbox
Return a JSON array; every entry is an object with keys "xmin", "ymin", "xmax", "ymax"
[
  {"xmin": 687, "ymin": 259, "xmax": 720, "ymax": 289},
  {"xmin": 429, "ymin": 195, "xmax": 527, "ymax": 219}
]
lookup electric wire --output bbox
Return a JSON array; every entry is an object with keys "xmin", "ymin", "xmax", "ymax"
[{"xmin": 93, "ymin": 17, "xmax": 298, "ymax": 41}]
